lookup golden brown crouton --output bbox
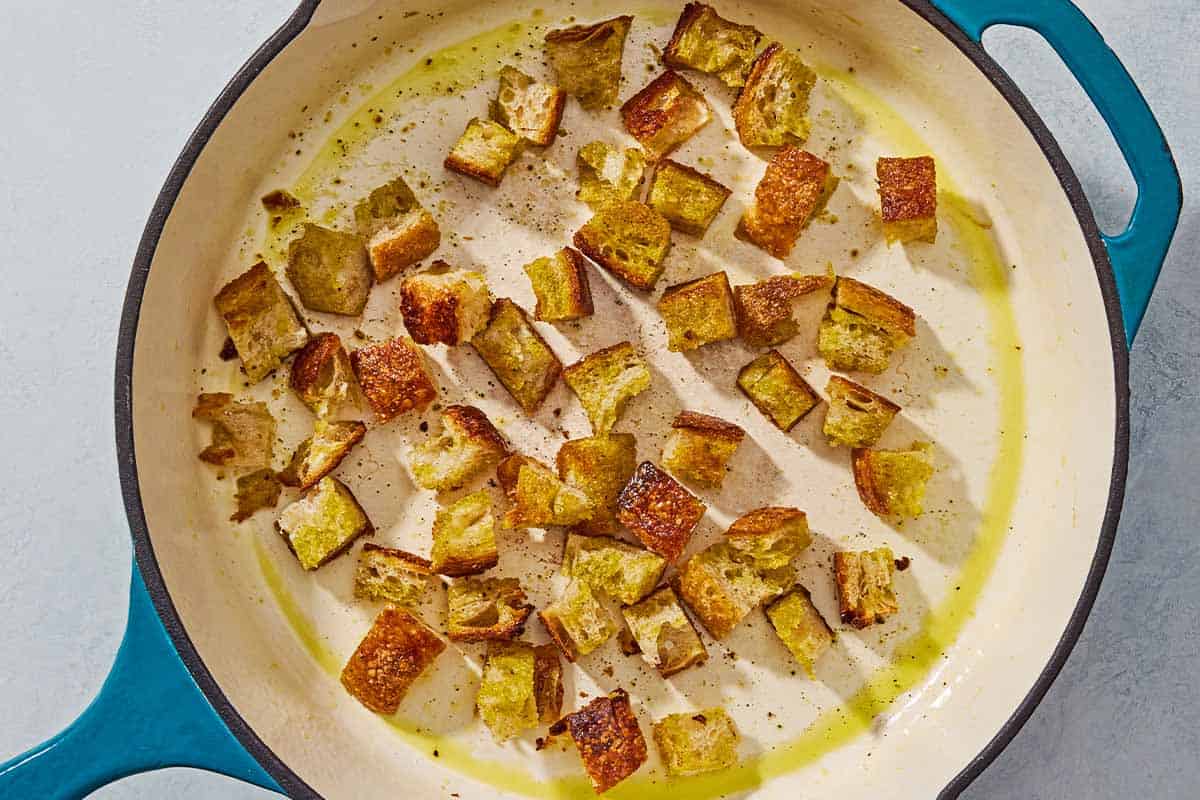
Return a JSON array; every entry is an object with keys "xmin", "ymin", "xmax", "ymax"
[
  {"xmin": 621, "ymin": 585, "xmax": 708, "ymax": 676},
  {"xmin": 340, "ymin": 606, "xmax": 446, "ymax": 714},
  {"xmin": 574, "ymin": 200, "xmax": 673, "ymax": 291},
  {"xmin": 647, "ymin": 159, "xmax": 731, "ymax": 236},
  {"xmin": 399, "ymin": 262, "xmax": 493, "ymax": 346},
  {"xmin": 349, "ymin": 336, "xmax": 437, "ymax": 422},
  {"xmin": 523, "ymin": 248, "xmax": 594, "ymax": 322},
  {"xmin": 544, "ymin": 16, "xmax": 633, "ymax": 109},
  {"xmin": 731, "ymin": 42, "xmax": 817, "ymax": 147},
  {"xmin": 193, "ymin": 393, "xmax": 276, "ymax": 471},
  {"xmin": 652, "ymin": 708, "xmax": 740, "ymax": 777},
  {"xmin": 534, "ymin": 644, "xmax": 564, "ymax": 722},
  {"xmin": 817, "ymin": 277, "xmax": 917, "ymax": 374},
  {"xmin": 765, "ymin": 585, "xmax": 833, "ymax": 676},
  {"xmin": 276, "ymin": 477, "xmax": 374, "ymax": 571},
  {"xmin": 736, "ymin": 349, "xmax": 820, "ymax": 431},
  {"xmin": 851, "ymin": 441, "xmax": 934, "ymax": 518},
  {"xmin": 620, "ymin": 70, "xmax": 712, "ymax": 162},
  {"xmin": 278, "ymin": 419, "xmax": 367, "ymax": 490},
  {"xmin": 576, "ymin": 141, "xmax": 647, "ymax": 211},
  {"xmin": 617, "ymin": 461, "xmax": 707, "ymax": 562},
  {"xmin": 497, "ymin": 454, "xmax": 594, "ymax": 529},
  {"xmin": 662, "ymin": 411, "xmax": 745, "ymax": 488},
  {"xmin": 354, "ymin": 544, "xmax": 434, "ymax": 606},
  {"xmin": 562, "ymin": 342, "xmax": 652, "ymax": 435},
  {"xmin": 410, "ymin": 404, "xmax": 509, "ymax": 491},
  {"xmin": 676, "ymin": 542, "xmax": 791, "ymax": 638},
  {"xmin": 492, "ymin": 66, "xmax": 567, "ymax": 146},
  {"xmin": 725, "ymin": 506, "xmax": 810, "ymax": 569},
  {"xmin": 430, "ymin": 490, "xmax": 498, "ymax": 577},
  {"xmin": 471, "ymin": 298, "xmax": 563, "ymax": 414},
  {"xmin": 476, "ymin": 642, "xmax": 539, "ymax": 742},
  {"xmin": 877, "ymin": 156, "xmax": 937, "ymax": 244},
  {"xmin": 354, "ymin": 176, "xmax": 441, "ymax": 283},
  {"xmin": 230, "ymin": 468, "xmax": 281, "ymax": 523},
  {"xmin": 548, "ymin": 689, "xmax": 648, "ymax": 794},
  {"xmin": 444, "ymin": 118, "xmax": 522, "ymax": 187},
  {"xmin": 657, "ymin": 272, "xmax": 738, "ymax": 352},
  {"xmin": 562, "ymin": 532, "xmax": 667, "ymax": 605},
  {"xmin": 823, "ymin": 375, "xmax": 901, "ymax": 448},
  {"xmin": 834, "ymin": 548, "xmax": 902, "ymax": 629},
  {"xmin": 289, "ymin": 332, "xmax": 355, "ymax": 418},
  {"xmin": 446, "ymin": 577, "xmax": 534, "ymax": 641},
  {"xmin": 286, "ymin": 223, "xmax": 373, "ymax": 316},
  {"xmin": 556, "ymin": 434, "xmax": 638, "ymax": 535},
  {"xmin": 539, "ymin": 578, "xmax": 617, "ymax": 662},
  {"xmin": 736, "ymin": 146, "xmax": 837, "ymax": 258},
  {"xmin": 663, "ymin": 2, "xmax": 762, "ymax": 87},
  {"xmin": 214, "ymin": 262, "xmax": 309, "ymax": 383},
  {"xmin": 734, "ymin": 273, "xmax": 833, "ymax": 347}
]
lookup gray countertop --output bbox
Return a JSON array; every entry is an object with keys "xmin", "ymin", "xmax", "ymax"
[{"xmin": 1, "ymin": 1, "xmax": 1195, "ymax": 797}]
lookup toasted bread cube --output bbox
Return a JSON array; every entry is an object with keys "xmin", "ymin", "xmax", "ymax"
[
  {"xmin": 834, "ymin": 548, "xmax": 900, "ymax": 628},
  {"xmin": 662, "ymin": 411, "xmax": 744, "ymax": 488},
  {"xmin": 851, "ymin": 441, "xmax": 934, "ymax": 518},
  {"xmin": 577, "ymin": 141, "xmax": 647, "ymax": 211},
  {"xmin": 534, "ymin": 644, "xmax": 564, "ymax": 723},
  {"xmin": 652, "ymin": 708, "xmax": 740, "ymax": 777},
  {"xmin": 354, "ymin": 176, "xmax": 441, "ymax": 283},
  {"xmin": 214, "ymin": 262, "xmax": 309, "ymax": 383},
  {"xmin": 657, "ymin": 272, "xmax": 738, "ymax": 352},
  {"xmin": 823, "ymin": 375, "xmax": 900, "ymax": 448},
  {"xmin": 349, "ymin": 336, "xmax": 437, "ymax": 421},
  {"xmin": 574, "ymin": 200, "xmax": 672, "ymax": 291},
  {"xmin": 447, "ymin": 576, "xmax": 534, "ymax": 642},
  {"xmin": 289, "ymin": 332, "xmax": 355, "ymax": 418},
  {"xmin": 621, "ymin": 586, "xmax": 707, "ymax": 676},
  {"xmin": 621, "ymin": 71, "xmax": 712, "ymax": 162},
  {"xmin": 354, "ymin": 544, "xmax": 434, "ymax": 606},
  {"xmin": 492, "ymin": 66, "xmax": 566, "ymax": 146},
  {"xmin": 556, "ymin": 434, "xmax": 638, "ymax": 535},
  {"xmin": 471, "ymin": 298, "xmax": 563, "ymax": 414},
  {"xmin": 411, "ymin": 404, "xmax": 509, "ymax": 492},
  {"xmin": 279, "ymin": 419, "xmax": 367, "ymax": 490},
  {"xmin": 677, "ymin": 542, "xmax": 791, "ymax": 638},
  {"xmin": 877, "ymin": 156, "xmax": 937, "ymax": 244},
  {"xmin": 539, "ymin": 579, "xmax": 617, "ymax": 662},
  {"xmin": 544, "ymin": 16, "xmax": 632, "ymax": 110},
  {"xmin": 548, "ymin": 689, "xmax": 647, "ymax": 794},
  {"xmin": 732, "ymin": 43, "xmax": 816, "ymax": 147},
  {"xmin": 498, "ymin": 455, "xmax": 594, "ymax": 529},
  {"xmin": 765, "ymin": 585, "xmax": 833, "ymax": 676},
  {"xmin": 734, "ymin": 273, "xmax": 833, "ymax": 347},
  {"xmin": 231, "ymin": 468, "xmax": 282, "ymax": 523},
  {"xmin": 477, "ymin": 642, "xmax": 539, "ymax": 741},
  {"xmin": 193, "ymin": 393, "xmax": 276, "ymax": 471},
  {"xmin": 817, "ymin": 277, "xmax": 916, "ymax": 374},
  {"xmin": 737, "ymin": 349, "xmax": 820, "ymax": 431},
  {"xmin": 286, "ymin": 223, "xmax": 373, "ymax": 316},
  {"xmin": 725, "ymin": 506, "xmax": 810, "ymax": 569},
  {"xmin": 562, "ymin": 342, "xmax": 652, "ymax": 435},
  {"xmin": 341, "ymin": 606, "xmax": 445, "ymax": 714},
  {"xmin": 617, "ymin": 461, "xmax": 707, "ymax": 562},
  {"xmin": 399, "ymin": 263, "xmax": 493, "ymax": 346},
  {"xmin": 523, "ymin": 248, "xmax": 594, "ymax": 322},
  {"xmin": 647, "ymin": 160, "xmax": 731, "ymax": 236},
  {"xmin": 430, "ymin": 490, "xmax": 498, "ymax": 576},
  {"xmin": 562, "ymin": 533, "xmax": 667, "ymax": 605},
  {"xmin": 444, "ymin": 118, "xmax": 522, "ymax": 187},
  {"xmin": 663, "ymin": 2, "xmax": 761, "ymax": 87},
  {"xmin": 276, "ymin": 477, "xmax": 374, "ymax": 571},
  {"xmin": 737, "ymin": 147, "xmax": 837, "ymax": 258}
]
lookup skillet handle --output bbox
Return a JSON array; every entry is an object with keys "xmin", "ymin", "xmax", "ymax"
[
  {"xmin": 0, "ymin": 563, "xmax": 280, "ymax": 798},
  {"xmin": 931, "ymin": 0, "xmax": 1182, "ymax": 345}
]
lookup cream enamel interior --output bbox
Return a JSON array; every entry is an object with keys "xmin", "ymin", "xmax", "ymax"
[{"xmin": 130, "ymin": 1, "xmax": 1118, "ymax": 797}]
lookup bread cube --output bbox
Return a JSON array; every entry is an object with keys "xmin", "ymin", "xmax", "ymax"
[
  {"xmin": 193, "ymin": 393, "xmax": 276, "ymax": 472},
  {"xmin": 289, "ymin": 332, "xmax": 354, "ymax": 418},
  {"xmin": 562, "ymin": 342, "xmax": 652, "ymax": 435},
  {"xmin": 574, "ymin": 200, "xmax": 672, "ymax": 291},
  {"xmin": 647, "ymin": 160, "xmax": 731, "ymax": 236},
  {"xmin": 562, "ymin": 532, "xmax": 667, "ymax": 605},
  {"xmin": 214, "ymin": 262, "xmax": 309, "ymax": 383},
  {"xmin": 539, "ymin": 578, "xmax": 617, "ymax": 662},
  {"xmin": 736, "ymin": 146, "xmax": 837, "ymax": 258},
  {"xmin": 817, "ymin": 277, "xmax": 916, "ymax": 374},
  {"xmin": 736, "ymin": 349, "xmax": 820, "ymax": 431},
  {"xmin": 354, "ymin": 544, "xmax": 433, "ymax": 607},
  {"xmin": 731, "ymin": 43, "xmax": 816, "ymax": 147},
  {"xmin": 354, "ymin": 176, "xmax": 440, "ymax": 283},
  {"xmin": 734, "ymin": 273, "xmax": 833, "ymax": 347},
  {"xmin": 547, "ymin": 689, "xmax": 647, "ymax": 793},
  {"xmin": 652, "ymin": 708, "xmax": 740, "ymax": 777},
  {"xmin": 577, "ymin": 141, "xmax": 647, "ymax": 211},
  {"xmin": 877, "ymin": 156, "xmax": 937, "ymax": 244},
  {"xmin": 657, "ymin": 272, "xmax": 738, "ymax": 352},
  {"xmin": 556, "ymin": 434, "xmax": 638, "ymax": 535},
  {"xmin": 834, "ymin": 548, "xmax": 901, "ymax": 628},
  {"xmin": 340, "ymin": 606, "xmax": 445, "ymax": 714},
  {"xmin": 286, "ymin": 223, "xmax": 373, "ymax": 316},
  {"xmin": 230, "ymin": 468, "xmax": 281, "ymax": 523},
  {"xmin": 765, "ymin": 585, "xmax": 833, "ymax": 676},
  {"xmin": 677, "ymin": 542, "xmax": 791, "ymax": 638},
  {"xmin": 444, "ymin": 117, "xmax": 522, "ymax": 187},
  {"xmin": 662, "ymin": 411, "xmax": 745, "ymax": 488},
  {"xmin": 491, "ymin": 66, "xmax": 566, "ymax": 146},
  {"xmin": 620, "ymin": 70, "xmax": 712, "ymax": 161},
  {"xmin": 476, "ymin": 642, "xmax": 538, "ymax": 741},
  {"xmin": 399, "ymin": 263, "xmax": 492, "ymax": 346},
  {"xmin": 663, "ymin": 2, "xmax": 761, "ymax": 87},
  {"xmin": 349, "ymin": 336, "xmax": 437, "ymax": 422},
  {"xmin": 616, "ymin": 461, "xmax": 707, "ymax": 562},
  {"xmin": 621, "ymin": 585, "xmax": 707, "ymax": 676},
  {"xmin": 471, "ymin": 298, "xmax": 563, "ymax": 414},
  {"xmin": 276, "ymin": 477, "xmax": 374, "ymax": 571},
  {"xmin": 497, "ymin": 454, "xmax": 594, "ymax": 529},
  {"xmin": 544, "ymin": 16, "xmax": 633, "ymax": 109},
  {"xmin": 851, "ymin": 441, "xmax": 934, "ymax": 518},
  {"xmin": 823, "ymin": 375, "xmax": 900, "ymax": 448},
  {"xmin": 430, "ymin": 490, "xmax": 498, "ymax": 576},
  {"xmin": 533, "ymin": 643, "xmax": 564, "ymax": 723},
  {"xmin": 446, "ymin": 576, "xmax": 533, "ymax": 642},
  {"xmin": 410, "ymin": 404, "xmax": 509, "ymax": 491},
  {"xmin": 523, "ymin": 248, "xmax": 594, "ymax": 322},
  {"xmin": 725, "ymin": 506, "xmax": 810, "ymax": 570},
  {"xmin": 279, "ymin": 419, "xmax": 367, "ymax": 490}
]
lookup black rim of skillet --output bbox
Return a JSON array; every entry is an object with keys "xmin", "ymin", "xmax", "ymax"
[{"xmin": 113, "ymin": 1, "xmax": 1135, "ymax": 798}]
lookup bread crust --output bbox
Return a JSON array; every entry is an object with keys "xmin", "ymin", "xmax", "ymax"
[
  {"xmin": 446, "ymin": 577, "xmax": 534, "ymax": 642},
  {"xmin": 620, "ymin": 70, "xmax": 712, "ymax": 161},
  {"xmin": 340, "ymin": 607, "xmax": 446, "ymax": 714},
  {"xmin": 548, "ymin": 689, "xmax": 648, "ymax": 794},
  {"xmin": 349, "ymin": 337, "xmax": 437, "ymax": 422},
  {"xmin": 834, "ymin": 277, "xmax": 917, "ymax": 338},
  {"xmin": 672, "ymin": 411, "xmax": 745, "ymax": 441},
  {"xmin": 734, "ymin": 273, "xmax": 833, "ymax": 347},
  {"xmin": 616, "ymin": 461, "xmax": 707, "ymax": 562},
  {"xmin": 736, "ymin": 147, "xmax": 835, "ymax": 258},
  {"xmin": 877, "ymin": 156, "xmax": 937, "ymax": 222}
]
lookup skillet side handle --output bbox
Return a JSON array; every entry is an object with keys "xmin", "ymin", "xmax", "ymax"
[
  {"xmin": 931, "ymin": 0, "xmax": 1182, "ymax": 345},
  {"xmin": 0, "ymin": 564, "xmax": 281, "ymax": 799}
]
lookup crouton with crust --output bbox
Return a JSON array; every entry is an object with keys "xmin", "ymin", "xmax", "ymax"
[
  {"xmin": 736, "ymin": 147, "xmax": 837, "ymax": 258},
  {"xmin": 562, "ymin": 342, "xmax": 652, "ymax": 435},
  {"xmin": 616, "ymin": 461, "xmax": 707, "ymax": 562},
  {"xmin": 817, "ymin": 277, "xmax": 917, "ymax": 374},
  {"xmin": 765, "ymin": 585, "xmax": 833, "ymax": 676},
  {"xmin": 556, "ymin": 434, "xmax": 638, "ymax": 535},
  {"xmin": 341, "ymin": 606, "xmax": 446, "ymax": 714},
  {"xmin": 662, "ymin": 411, "xmax": 745, "ymax": 488},
  {"xmin": 620, "ymin": 70, "xmax": 712, "ymax": 162},
  {"xmin": 410, "ymin": 404, "xmax": 509, "ymax": 492},
  {"xmin": 354, "ymin": 176, "xmax": 441, "ymax": 283},
  {"xmin": 286, "ymin": 223, "xmax": 373, "ymax": 316},
  {"xmin": 231, "ymin": 468, "xmax": 281, "ymax": 523},
  {"xmin": 652, "ymin": 708, "xmax": 740, "ymax": 777},
  {"xmin": 657, "ymin": 272, "xmax": 738, "ymax": 352},
  {"xmin": 834, "ymin": 548, "xmax": 902, "ymax": 629},
  {"xmin": 737, "ymin": 349, "xmax": 820, "ymax": 431},
  {"xmin": 544, "ymin": 16, "xmax": 633, "ymax": 110},
  {"xmin": 430, "ymin": 490, "xmax": 498, "ymax": 577},
  {"xmin": 734, "ymin": 273, "xmax": 833, "ymax": 347},
  {"xmin": 276, "ymin": 476, "xmax": 374, "ymax": 571},
  {"xmin": 574, "ymin": 200, "xmax": 672, "ymax": 291},
  {"xmin": 732, "ymin": 43, "xmax": 817, "ymax": 147},
  {"xmin": 400, "ymin": 262, "xmax": 492, "ymax": 346},
  {"xmin": 677, "ymin": 541, "xmax": 791, "ymax": 638},
  {"xmin": 446, "ymin": 576, "xmax": 534, "ymax": 641},
  {"xmin": 278, "ymin": 419, "xmax": 367, "ymax": 490},
  {"xmin": 663, "ymin": 2, "xmax": 762, "ymax": 87},
  {"xmin": 539, "ymin": 578, "xmax": 617, "ymax": 662},
  {"xmin": 349, "ymin": 336, "xmax": 438, "ymax": 422},
  {"xmin": 354, "ymin": 544, "xmax": 434, "ymax": 607},
  {"xmin": 647, "ymin": 159, "xmax": 731, "ymax": 236},
  {"xmin": 471, "ymin": 298, "xmax": 563, "ymax": 414},
  {"xmin": 492, "ymin": 66, "xmax": 566, "ymax": 146},
  {"xmin": 851, "ymin": 441, "xmax": 934, "ymax": 518},
  {"xmin": 444, "ymin": 118, "xmax": 522, "ymax": 187},
  {"xmin": 562, "ymin": 532, "xmax": 667, "ymax": 605},
  {"xmin": 214, "ymin": 262, "xmax": 309, "ymax": 383},
  {"xmin": 497, "ymin": 454, "xmax": 594, "ymax": 529},
  {"xmin": 523, "ymin": 248, "xmax": 594, "ymax": 322},
  {"xmin": 877, "ymin": 156, "xmax": 937, "ymax": 244},
  {"xmin": 193, "ymin": 392, "xmax": 276, "ymax": 471},
  {"xmin": 289, "ymin": 332, "xmax": 355, "ymax": 418},
  {"xmin": 823, "ymin": 375, "xmax": 900, "ymax": 448},
  {"xmin": 725, "ymin": 506, "xmax": 810, "ymax": 570},
  {"xmin": 477, "ymin": 642, "xmax": 539, "ymax": 741},
  {"xmin": 576, "ymin": 141, "xmax": 647, "ymax": 211},
  {"xmin": 621, "ymin": 585, "xmax": 708, "ymax": 676},
  {"xmin": 547, "ymin": 689, "xmax": 648, "ymax": 794}
]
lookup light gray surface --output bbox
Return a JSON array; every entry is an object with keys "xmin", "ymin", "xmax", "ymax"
[{"xmin": 0, "ymin": 1, "xmax": 1195, "ymax": 797}]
